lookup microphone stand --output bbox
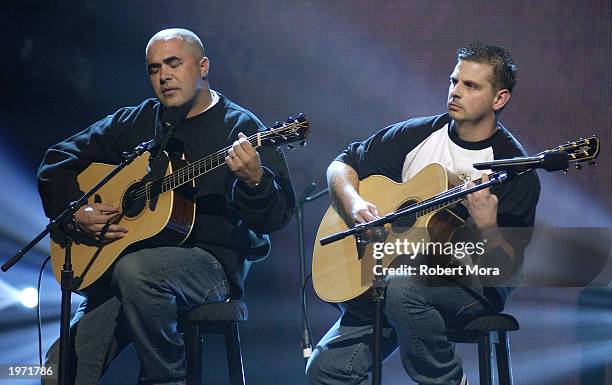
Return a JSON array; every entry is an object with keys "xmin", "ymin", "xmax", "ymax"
[
  {"xmin": 1, "ymin": 139, "xmax": 153, "ymax": 385},
  {"xmin": 296, "ymin": 182, "xmax": 329, "ymax": 368},
  {"xmin": 319, "ymin": 171, "xmax": 509, "ymax": 385}
]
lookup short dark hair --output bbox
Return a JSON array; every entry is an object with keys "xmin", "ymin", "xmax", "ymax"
[{"xmin": 456, "ymin": 42, "xmax": 517, "ymax": 92}]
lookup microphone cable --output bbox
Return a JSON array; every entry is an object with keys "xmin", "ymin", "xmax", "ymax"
[
  {"xmin": 37, "ymin": 256, "xmax": 51, "ymax": 365},
  {"xmin": 301, "ymin": 272, "xmax": 314, "ymax": 360}
]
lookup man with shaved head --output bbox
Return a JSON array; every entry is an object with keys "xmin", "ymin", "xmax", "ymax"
[
  {"xmin": 38, "ymin": 28, "xmax": 295, "ymax": 385},
  {"xmin": 145, "ymin": 29, "xmax": 209, "ymax": 114}
]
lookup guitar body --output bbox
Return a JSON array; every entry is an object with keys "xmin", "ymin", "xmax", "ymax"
[
  {"xmin": 50, "ymin": 152, "xmax": 195, "ymax": 290},
  {"xmin": 312, "ymin": 163, "xmax": 465, "ymax": 303}
]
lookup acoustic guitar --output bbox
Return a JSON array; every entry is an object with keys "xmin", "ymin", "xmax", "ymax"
[
  {"xmin": 312, "ymin": 137, "xmax": 600, "ymax": 303},
  {"xmin": 50, "ymin": 115, "xmax": 309, "ymax": 290}
]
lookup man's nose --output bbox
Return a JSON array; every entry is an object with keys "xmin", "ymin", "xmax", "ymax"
[
  {"xmin": 158, "ymin": 67, "xmax": 171, "ymax": 84},
  {"xmin": 449, "ymin": 84, "xmax": 461, "ymax": 98}
]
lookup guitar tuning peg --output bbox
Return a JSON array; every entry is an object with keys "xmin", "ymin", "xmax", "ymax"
[
  {"xmin": 297, "ymin": 112, "xmax": 305, "ymax": 119},
  {"xmin": 286, "ymin": 144, "xmax": 295, "ymax": 150},
  {"xmin": 273, "ymin": 121, "xmax": 281, "ymax": 129},
  {"xmin": 575, "ymin": 163, "xmax": 582, "ymax": 170},
  {"xmin": 286, "ymin": 116, "xmax": 295, "ymax": 123}
]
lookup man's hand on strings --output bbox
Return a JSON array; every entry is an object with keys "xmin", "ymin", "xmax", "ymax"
[
  {"xmin": 74, "ymin": 203, "xmax": 127, "ymax": 242},
  {"xmin": 226, "ymin": 132, "xmax": 263, "ymax": 187},
  {"xmin": 350, "ymin": 198, "xmax": 388, "ymax": 242},
  {"xmin": 351, "ymin": 198, "xmax": 380, "ymax": 224}
]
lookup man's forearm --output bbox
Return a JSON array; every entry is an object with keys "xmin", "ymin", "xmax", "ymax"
[{"xmin": 326, "ymin": 161, "xmax": 361, "ymax": 223}]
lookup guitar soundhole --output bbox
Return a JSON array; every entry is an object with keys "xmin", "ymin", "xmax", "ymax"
[
  {"xmin": 122, "ymin": 181, "xmax": 147, "ymax": 219},
  {"xmin": 390, "ymin": 199, "xmax": 419, "ymax": 234}
]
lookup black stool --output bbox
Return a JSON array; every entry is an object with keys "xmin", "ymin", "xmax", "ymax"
[
  {"xmin": 181, "ymin": 300, "xmax": 248, "ymax": 385},
  {"xmin": 448, "ymin": 314, "xmax": 519, "ymax": 385}
]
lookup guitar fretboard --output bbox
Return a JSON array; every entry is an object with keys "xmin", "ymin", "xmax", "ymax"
[
  {"xmin": 412, "ymin": 174, "xmax": 492, "ymax": 219},
  {"xmin": 416, "ymin": 196, "xmax": 465, "ymax": 217},
  {"xmin": 146, "ymin": 135, "xmax": 260, "ymax": 199},
  {"xmin": 121, "ymin": 119, "xmax": 308, "ymax": 206}
]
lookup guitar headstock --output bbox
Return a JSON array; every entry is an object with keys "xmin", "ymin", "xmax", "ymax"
[
  {"xmin": 540, "ymin": 136, "xmax": 600, "ymax": 171},
  {"xmin": 260, "ymin": 113, "xmax": 310, "ymax": 149}
]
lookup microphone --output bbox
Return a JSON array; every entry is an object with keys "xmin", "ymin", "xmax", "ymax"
[
  {"xmin": 161, "ymin": 95, "xmax": 196, "ymax": 132},
  {"xmin": 473, "ymin": 151, "xmax": 569, "ymax": 172},
  {"xmin": 147, "ymin": 100, "xmax": 195, "ymax": 184},
  {"xmin": 161, "ymin": 104, "xmax": 191, "ymax": 131}
]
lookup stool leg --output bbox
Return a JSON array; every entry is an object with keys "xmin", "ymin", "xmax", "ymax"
[
  {"xmin": 478, "ymin": 332, "xmax": 494, "ymax": 385},
  {"xmin": 186, "ymin": 322, "xmax": 203, "ymax": 385},
  {"xmin": 495, "ymin": 331, "xmax": 513, "ymax": 385},
  {"xmin": 225, "ymin": 323, "xmax": 245, "ymax": 385}
]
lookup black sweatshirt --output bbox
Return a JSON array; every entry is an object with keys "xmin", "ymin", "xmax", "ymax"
[{"xmin": 37, "ymin": 93, "xmax": 295, "ymax": 298}]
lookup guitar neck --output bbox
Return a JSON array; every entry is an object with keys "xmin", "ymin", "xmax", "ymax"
[
  {"xmin": 413, "ymin": 171, "xmax": 507, "ymax": 219},
  {"xmin": 140, "ymin": 115, "xmax": 309, "ymax": 200},
  {"xmin": 416, "ymin": 195, "xmax": 465, "ymax": 218},
  {"xmin": 148, "ymin": 133, "xmax": 263, "ymax": 197}
]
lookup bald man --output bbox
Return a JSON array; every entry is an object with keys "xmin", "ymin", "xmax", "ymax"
[
  {"xmin": 38, "ymin": 28, "xmax": 295, "ymax": 385},
  {"xmin": 146, "ymin": 29, "xmax": 211, "ymax": 117}
]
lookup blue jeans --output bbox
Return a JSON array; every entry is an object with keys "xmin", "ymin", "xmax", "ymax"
[
  {"xmin": 43, "ymin": 246, "xmax": 229, "ymax": 385},
  {"xmin": 306, "ymin": 275, "xmax": 499, "ymax": 385}
]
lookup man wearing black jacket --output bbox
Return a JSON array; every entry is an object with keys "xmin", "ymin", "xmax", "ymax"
[{"xmin": 38, "ymin": 28, "xmax": 295, "ymax": 385}]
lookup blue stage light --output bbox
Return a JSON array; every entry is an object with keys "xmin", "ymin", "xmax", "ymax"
[
  {"xmin": 0, "ymin": 278, "xmax": 19, "ymax": 311},
  {"xmin": 18, "ymin": 287, "xmax": 38, "ymax": 309}
]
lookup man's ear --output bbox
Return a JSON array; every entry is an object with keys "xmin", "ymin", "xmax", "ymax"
[
  {"xmin": 199, "ymin": 57, "xmax": 209, "ymax": 80},
  {"xmin": 493, "ymin": 89, "xmax": 511, "ymax": 112}
]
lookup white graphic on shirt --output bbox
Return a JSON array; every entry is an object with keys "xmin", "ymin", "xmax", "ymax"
[{"xmin": 401, "ymin": 124, "xmax": 493, "ymax": 182}]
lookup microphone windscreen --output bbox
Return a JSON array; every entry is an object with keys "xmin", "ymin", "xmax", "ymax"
[{"xmin": 161, "ymin": 101, "xmax": 193, "ymax": 130}]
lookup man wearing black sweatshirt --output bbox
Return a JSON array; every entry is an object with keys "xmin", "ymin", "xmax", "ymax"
[{"xmin": 38, "ymin": 28, "xmax": 295, "ymax": 385}]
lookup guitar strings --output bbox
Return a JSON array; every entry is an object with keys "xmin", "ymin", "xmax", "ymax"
[
  {"xmin": 123, "ymin": 135, "xmax": 258, "ymax": 206},
  {"xmin": 410, "ymin": 175, "xmax": 488, "ymax": 218},
  {"xmin": 121, "ymin": 122, "xmax": 306, "ymax": 208}
]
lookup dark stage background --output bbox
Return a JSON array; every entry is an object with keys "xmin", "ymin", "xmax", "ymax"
[{"xmin": 1, "ymin": 1, "xmax": 611, "ymax": 384}]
